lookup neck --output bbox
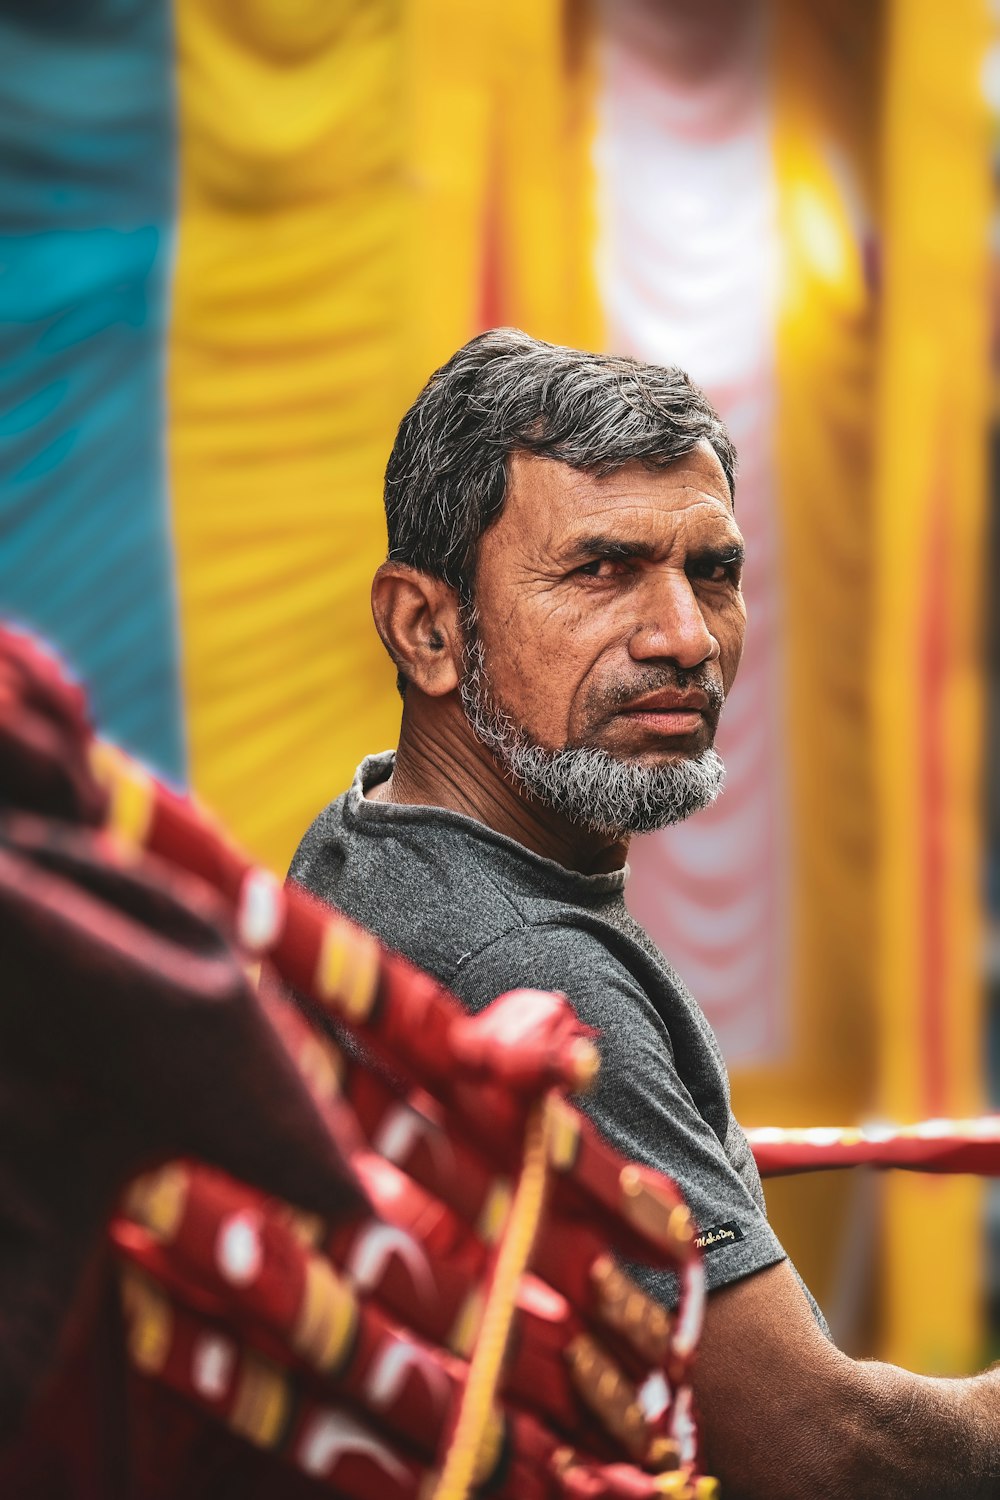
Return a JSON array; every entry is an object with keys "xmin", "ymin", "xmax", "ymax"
[{"xmin": 374, "ymin": 692, "xmax": 629, "ymax": 876}]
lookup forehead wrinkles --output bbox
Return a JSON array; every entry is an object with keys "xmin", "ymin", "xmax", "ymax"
[
  {"xmin": 517, "ymin": 449, "xmax": 728, "ymax": 511},
  {"xmin": 567, "ymin": 491, "xmax": 735, "ymax": 531}
]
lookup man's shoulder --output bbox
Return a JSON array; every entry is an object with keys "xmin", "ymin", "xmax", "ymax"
[
  {"xmin": 287, "ymin": 762, "xmax": 694, "ymax": 1031},
  {"xmin": 289, "ymin": 787, "xmax": 574, "ymax": 991}
]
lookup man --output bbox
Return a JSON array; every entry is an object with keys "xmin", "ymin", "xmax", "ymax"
[{"xmin": 291, "ymin": 329, "xmax": 1000, "ymax": 1498}]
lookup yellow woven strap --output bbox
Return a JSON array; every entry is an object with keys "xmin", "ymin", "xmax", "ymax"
[
  {"xmin": 89, "ymin": 740, "xmax": 154, "ymax": 853},
  {"xmin": 431, "ymin": 1095, "xmax": 553, "ymax": 1500}
]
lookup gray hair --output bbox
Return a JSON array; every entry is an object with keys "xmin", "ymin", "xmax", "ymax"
[{"xmin": 384, "ymin": 328, "xmax": 736, "ymax": 594}]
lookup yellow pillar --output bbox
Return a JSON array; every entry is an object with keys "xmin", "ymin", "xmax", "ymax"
[
  {"xmin": 742, "ymin": 0, "xmax": 881, "ymax": 1319},
  {"xmin": 873, "ymin": 0, "xmax": 991, "ymax": 1372}
]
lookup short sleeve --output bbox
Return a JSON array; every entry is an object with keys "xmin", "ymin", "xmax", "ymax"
[{"xmin": 453, "ymin": 921, "xmax": 787, "ymax": 1306}]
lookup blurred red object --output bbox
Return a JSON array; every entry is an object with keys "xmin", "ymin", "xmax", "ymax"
[{"xmin": 0, "ymin": 624, "xmax": 715, "ymax": 1500}]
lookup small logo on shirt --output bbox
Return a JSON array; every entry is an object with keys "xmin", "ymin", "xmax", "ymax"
[{"xmin": 694, "ymin": 1220, "xmax": 745, "ymax": 1254}]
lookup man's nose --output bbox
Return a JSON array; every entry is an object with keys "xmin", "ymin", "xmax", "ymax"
[{"xmin": 627, "ymin": 573, "xmax": 720, "ymax": 670}]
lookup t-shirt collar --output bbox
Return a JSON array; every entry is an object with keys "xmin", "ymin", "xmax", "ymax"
[{"xmin": 346, "ymin": 751, "xmax": 629, "ymax": 901}]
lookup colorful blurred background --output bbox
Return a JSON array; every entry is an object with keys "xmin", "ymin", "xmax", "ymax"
[{"xmin": 1, "ymin": 0, "xmax": 996, "ymax": 1374}]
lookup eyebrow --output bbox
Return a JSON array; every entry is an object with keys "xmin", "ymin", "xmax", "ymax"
[
  {"xmin": 563, "ymin": 535, "xmax": 745, "ymax": 567},
  {"xmin": 563, "ymin": 536, "xmax": 658, "ymax": 563},
  {"xmin": 693, "ymin": 541, "xmax": 746, "ymax": 568}
]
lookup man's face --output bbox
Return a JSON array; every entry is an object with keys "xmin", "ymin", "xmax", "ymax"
[{"xmin": 460, "ymin": 442, "xmax": 746, "ymax": 831}]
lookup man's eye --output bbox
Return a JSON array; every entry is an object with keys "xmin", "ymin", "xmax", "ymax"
[
  {"xmin": 576, "ymin": 558, "xmax": 627, "ymax": 579},
  {"xmin": 691, "ymin": 556, "xmax": 741, "ymax": 585}
]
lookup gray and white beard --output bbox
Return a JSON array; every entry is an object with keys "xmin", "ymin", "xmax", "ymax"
[{"xmin": 458, "ymin": 634, "xmax": 726, "ymax": 838}]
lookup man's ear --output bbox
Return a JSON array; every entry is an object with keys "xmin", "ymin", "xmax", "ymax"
[{"xmin": 371, "ymin": 563, "xmax": 462, "ymax": 697}]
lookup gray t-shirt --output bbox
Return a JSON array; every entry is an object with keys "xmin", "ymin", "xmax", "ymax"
[{"xmin": 290, "ymin": 751, "xmax": 826, "ymax": 1326}]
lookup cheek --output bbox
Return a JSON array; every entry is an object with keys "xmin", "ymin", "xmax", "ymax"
[
  {"xmin": 494, "ymin": 629, "xmax": 577, "ymax": 708},
  {"xmin": 479, "ymin": 595, "xmax": 591, "ymax": 729},
  {"xmin": 717, "ymin": 600, "xmax": 747, "ymax": 689}
]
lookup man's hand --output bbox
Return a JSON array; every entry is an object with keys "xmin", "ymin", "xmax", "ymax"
[{"xmin": 696, "ymin": 1258, "xmax": 1000, "ymax": 1499}]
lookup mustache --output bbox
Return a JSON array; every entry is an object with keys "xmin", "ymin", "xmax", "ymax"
[{"xmin": 599, "ymin": 666, "xmax": 725, "ymax": 715}]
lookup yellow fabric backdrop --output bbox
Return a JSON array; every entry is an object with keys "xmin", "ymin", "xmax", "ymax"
[
  {"xmin": 404, "ymin": 0, "xmax": 601, "ymax": 385},
  {"xmin": 170, "ymin": 0, "xmax": 406, "ymax": 873},
  {"xmin": 873, "ymin": 0, "xmax": 991, "ymax": 1372}
]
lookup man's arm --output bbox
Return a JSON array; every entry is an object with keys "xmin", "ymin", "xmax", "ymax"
[{"xmin": 696, "ymin": 1257, "xmax": 1000, "ymax": 1499}]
